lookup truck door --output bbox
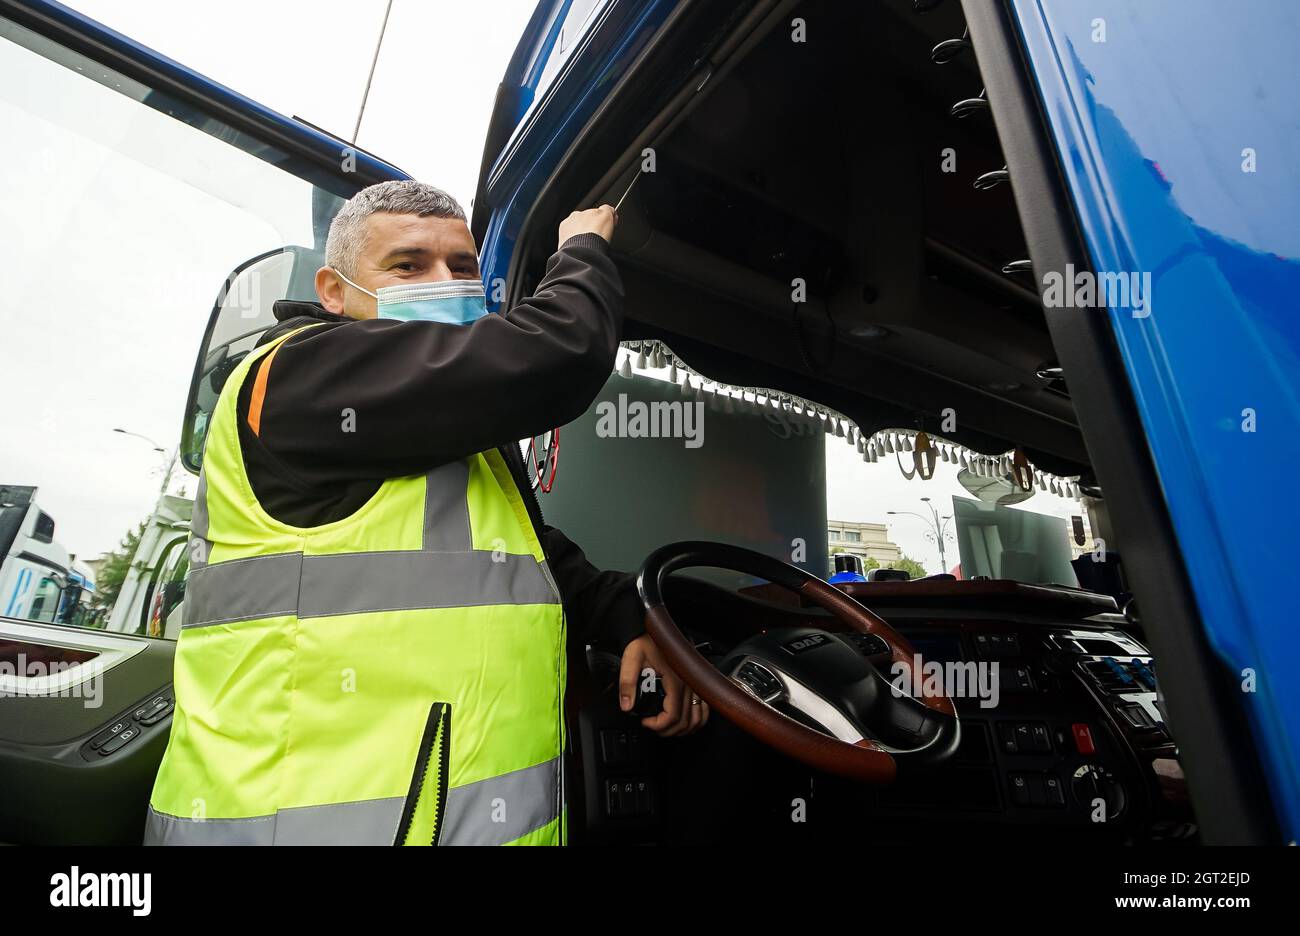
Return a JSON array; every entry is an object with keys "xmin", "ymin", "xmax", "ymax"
[
  {"xmin": 971, "ymin": 0, "xmax": 1300, "ymax": 841},
  {"xmin": 0, "ymin": 0, "xmax": 406, "ymax": 843}
]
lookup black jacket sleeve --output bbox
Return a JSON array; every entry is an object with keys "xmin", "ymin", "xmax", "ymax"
[
  {"xmin": 541, "ymin": 525, "xmax": 645, "ymax": 653},
  {"xmin": 257, "ymin": 233, "xmax": 623, "ymax": 480}
]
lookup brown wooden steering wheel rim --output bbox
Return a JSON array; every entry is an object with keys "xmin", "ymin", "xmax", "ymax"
[{"xmin": 637, "ymin": 541, "xmax": 958, "ymax": 784}]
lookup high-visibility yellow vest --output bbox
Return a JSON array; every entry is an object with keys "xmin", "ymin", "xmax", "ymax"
[{"xmin": 145, "ymin": 327, "xmax": 567, "ymax": 845}]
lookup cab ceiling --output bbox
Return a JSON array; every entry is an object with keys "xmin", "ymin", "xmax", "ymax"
[{"xmin": 531, "ymin": 0, "xmax": 1089, "ymax": 475}]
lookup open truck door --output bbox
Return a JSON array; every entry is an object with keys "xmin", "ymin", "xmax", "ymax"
[
  {"xmin": 469, "ymin": 0, "xmax": 1297, "ymax": 845},
  {"xmin": 0, "ymin": 0, "xmax": 407, "ymax": 843}
]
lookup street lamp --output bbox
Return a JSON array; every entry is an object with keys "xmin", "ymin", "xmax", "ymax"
[
  {"xmin": 113, "ymin": 428, "xmax": 176, "ymax": 493},
  {"xmin": 113, "ymin": 428, "xmax": 165, "ymax": 453},
  {"xmin": 887, "ymin": 496, "xmax": 956, "ymax": 572}
]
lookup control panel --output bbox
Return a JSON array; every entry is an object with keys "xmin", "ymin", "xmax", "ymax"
[
  {"xmin": 578, "ymin": 700, "xmax": 663, "ymax": 841},
  {"xmin": 78, "ymin": 686, "xmax": 175, "ymax": 762},
  {"xmin": 858, "ymin": 622, "xmax": 1152, "ymax": 833}
]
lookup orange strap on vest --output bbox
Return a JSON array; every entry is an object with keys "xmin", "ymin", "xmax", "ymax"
[{"xmin": 246, "ymin": 343, "xmax": 285, "ymax": 437}]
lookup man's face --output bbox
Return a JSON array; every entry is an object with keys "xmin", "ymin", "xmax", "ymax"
[{"xmin": 316, "ymin": 212, "xmax": 481, "ymax": 319}]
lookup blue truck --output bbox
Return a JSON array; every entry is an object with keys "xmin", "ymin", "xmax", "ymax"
[{"xmin": 0, "ymin": 0, "xmax": 1294, "ymax": 847}]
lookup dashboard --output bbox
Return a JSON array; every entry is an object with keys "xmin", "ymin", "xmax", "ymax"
[
  {"xmin": 0, "ymin": 578, "xmax": 1192, "ymax": 846},
  {"xmin": 576, "ymin": 578, "xmax": 1193, "ymax": 845}
]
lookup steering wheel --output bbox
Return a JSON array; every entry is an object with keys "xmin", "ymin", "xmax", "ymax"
[{"xmin": 637, "ymin": 541, "xmax": 960, "ymax": 783}]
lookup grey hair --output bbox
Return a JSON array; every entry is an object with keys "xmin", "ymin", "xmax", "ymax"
[{"xmin": 325, "ymin": 180, "xmax": 467, "ymax": 276}]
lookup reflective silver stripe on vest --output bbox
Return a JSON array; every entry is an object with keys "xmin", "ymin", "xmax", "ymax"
[
  {"xmin": 423, "ymin": 459, "xmax": 471, "ymax": 550},
  {"xmin": 189, "ymin": 472, "xmax": 211, "ymax": 571},
  {"xmin": 183, "ymin": 550, "xmax": 557, "ymax": 628},
  {"xmin": 143, "ymin": 797, "xmax": 404, "ymax": 845},
  {"xmin": 144, "ymin": 757, "xmax": 561, "ymax": 846},
  {"xmin": 183, "ymin": 461, "xmax": 558, "ymax": 628},
  {"xmin": 438, "ymin": 755, "xmax": 561, "ymax": 846},
  {"xmin": 538, "ymin": 559, "xmax": 563, "ymax": 604},
  {"xmin": 183, "ymin": 552, "xmax": 304, "ymax": 627}
]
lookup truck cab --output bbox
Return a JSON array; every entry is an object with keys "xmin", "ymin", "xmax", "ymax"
[{"xmin": 0, "ymin": 0, "xmax": 1295, "ymax": 845}]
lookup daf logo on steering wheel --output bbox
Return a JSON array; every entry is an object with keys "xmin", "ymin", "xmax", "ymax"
[{"xmin": 783, "ymin": 634, "xmax": 830, "ymax": 654}]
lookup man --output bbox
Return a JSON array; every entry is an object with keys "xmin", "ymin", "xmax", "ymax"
[{"xmin": 145, "ymin": 181, "xmax": 705, "ymax": 846}]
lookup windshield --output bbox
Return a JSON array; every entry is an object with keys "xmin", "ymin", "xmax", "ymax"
[
  {"xmin": 826, "ymin": 433, "xmax": 1092, "ymax": 586},
  {"xmin": 0, "ymin": 15, "xmax": 353, "ymax": 639},
  {"xmin": 538, "ymin": 344, "xmax": 1094, "ymax": 590}
]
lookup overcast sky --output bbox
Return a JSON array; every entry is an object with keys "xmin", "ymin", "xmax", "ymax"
[
  {"xmin": 0, "ymin": 0, "xmax": 536, "ymax": 561},
  {"xmin": 65, "ymin": 0, "xmax": 539, "ymax": 209}
]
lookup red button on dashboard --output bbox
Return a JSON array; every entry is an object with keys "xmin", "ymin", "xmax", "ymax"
[{"xmin": 1072, "ymin": 723, "xmax": 1096, "ymax": 755}]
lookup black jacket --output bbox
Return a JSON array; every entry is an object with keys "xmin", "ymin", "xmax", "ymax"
[{"xmin": 234, "ymin": 232, "xmax": 645, "ymax": 651}]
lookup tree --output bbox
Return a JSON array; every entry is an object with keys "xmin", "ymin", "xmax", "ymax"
[
  {"xmin": 827, "ymin": 552, "xmax": 928, "ymax": 580},
  {"xmin": 884, "ymin": 554, "xmax": 928, "ymax": 580},
  {"xmin": 95, "ymin": 519, "xmax": 147, "ymax": 610}
]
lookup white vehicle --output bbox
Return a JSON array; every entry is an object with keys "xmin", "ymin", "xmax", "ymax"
[{"xmin": 0, "ymin": 484, "xmax": 73, "ymax": 624}]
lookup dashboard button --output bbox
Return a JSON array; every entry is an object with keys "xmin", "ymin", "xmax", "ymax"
[
  {"xmin": 1072, "ymin": 723, "xmax": 1096, "ymax": 755},
  {"xmin": 997, "ymin": 722, "xmax": 1019, "ymax": 754},
  {"xmin": 1029, "ymin": 722, "xmax": 1052, "ymax": 752},
  {"xmin": 99, "ymin": 726, "xmax": 139, "ymax": 756},
  {"xmin": 134, "ymin": 699, "xmax": 169, "ymax": 722},
  {"xmin": 604, "ymin": 779, "xmax": 624, "ymax": 818},
  {"xmin": 1013, "ymin": 723, "xmax": 1034, "ymax": 752},
  {"xmin": 1008, "ymin": 772, "xmax": 1031, "ymax": 806},
  {"xmin": 139, "ymin": 702, "xmax": 173, "ymax": 726},
  {"xmin": 634, "ymin": 779, "xmax": 654, "ymax": 816},
  {"xmin": 600, "ymin": 729, "xmax": 629, "ymax": 766},
  {"xmin": 1043, "ymin": 773, "xmax": 1065, "ymax": 807},
  {"xmin": 90, "ymin": 720, "xmax": 130, "ymax": 750}
]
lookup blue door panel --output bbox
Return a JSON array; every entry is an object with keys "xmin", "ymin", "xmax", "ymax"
[
  {"xmin": 1010, "ymin": 0, "xmax": 1300, "ymax": 835},
  {"xmin": 479, "ymin": 0, "xmax": 679, "ymax": 310}
]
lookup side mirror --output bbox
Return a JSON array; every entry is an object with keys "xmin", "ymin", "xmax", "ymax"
[{"xmin": 179, "ymin": 245, "xmax": 324, "ymax": 474}]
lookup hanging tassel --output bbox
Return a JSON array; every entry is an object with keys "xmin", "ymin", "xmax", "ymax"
[
  {"xmin": 635, "ymin": 343, "xmax": 648, "ymax": 369},
  {"xmin": 617, "ymin": 355, "xmax": 632, "ymax": 379}
]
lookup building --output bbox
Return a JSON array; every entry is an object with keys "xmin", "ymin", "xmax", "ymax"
[{"xmin": 827, "ymin": 520, "xmax": 902, "ymax": 566}]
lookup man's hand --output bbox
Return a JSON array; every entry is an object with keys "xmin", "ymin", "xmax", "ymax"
[
  {"xmin": 558, "ymin": 204, "xmax": 618, "ymax": 247},
  {"xmin": 618, "ymin": 631, "xmax": 709, "ymax": 737}
]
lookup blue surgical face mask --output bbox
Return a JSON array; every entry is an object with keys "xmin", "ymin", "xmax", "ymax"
[{"xmin": 332, "ymin": 269, "xmax": 488, "ymax": 325}]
